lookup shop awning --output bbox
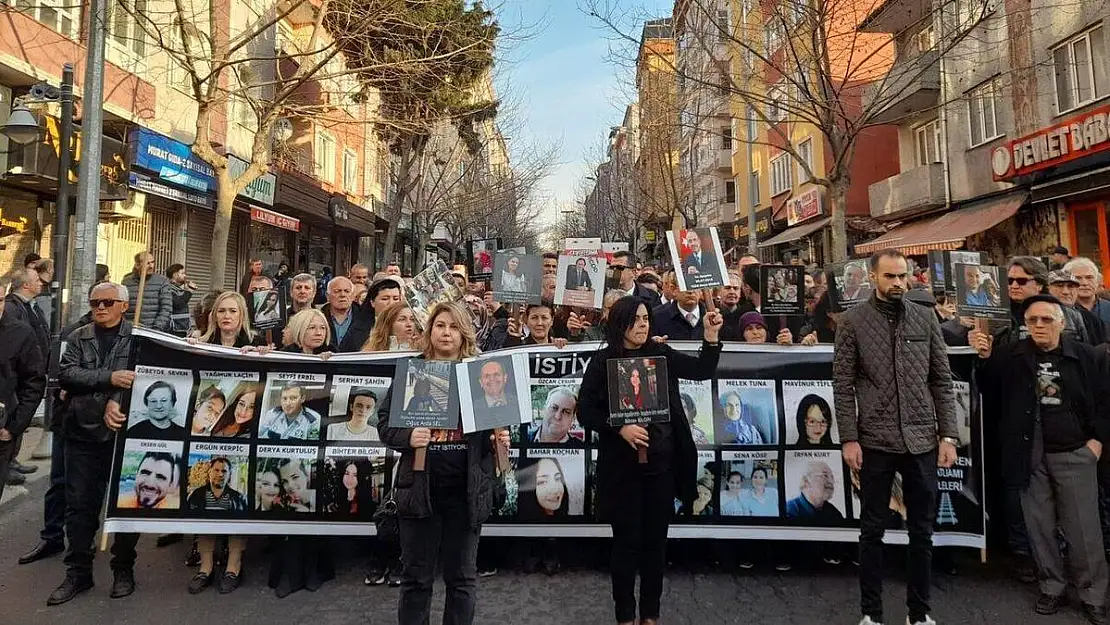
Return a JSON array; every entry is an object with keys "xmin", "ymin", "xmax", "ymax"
[
  {"xmin": 854, "ymin": 193, "xmax": 1027, "ymax": 256},
  {"xmin": 757, "ymin": 217, "xmax": 831, "ymax": 248}
]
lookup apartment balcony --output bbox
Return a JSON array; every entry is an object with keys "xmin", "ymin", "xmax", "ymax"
[
  {"xmin": 717, "ymin": 149, "xmax": 733, "ymax": 171},
  {"xmin": 869, "ymin": 162, "xmax": 946, "ymax": 221},
  {"xmin": 863, "ymin": 50, "xmax": 940, "ymax": 124},
  {"xmin": 859, "ymin": 0, "xmax": 930, "ymax": 33}
]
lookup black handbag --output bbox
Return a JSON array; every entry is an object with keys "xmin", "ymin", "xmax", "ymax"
[{"xmin": 373, "ymin": 488, "xmax": 399, "ymax": 544}]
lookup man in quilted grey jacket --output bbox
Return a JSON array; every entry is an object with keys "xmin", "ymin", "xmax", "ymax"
[
  {"xmin": 120, "ymin": 252, "xmax": 173, "ymax": 332},
  {"xmin": 833, "ymin": 249, "xmax": 959, "ymax": 625}
]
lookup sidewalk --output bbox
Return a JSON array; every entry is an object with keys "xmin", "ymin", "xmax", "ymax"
[{"xmin": 0, "ymin": 426, "xmax": 53, "ymax": 510}]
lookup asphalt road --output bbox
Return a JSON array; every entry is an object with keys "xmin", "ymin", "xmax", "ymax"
[{"xmin": 0, "ymin": 469, "xmax": 1094, "ymax": 625}]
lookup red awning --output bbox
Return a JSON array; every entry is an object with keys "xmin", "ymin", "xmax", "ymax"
[{"xmin": 854, "ymin": 193, "xmax": 1027, "ymax": 256}]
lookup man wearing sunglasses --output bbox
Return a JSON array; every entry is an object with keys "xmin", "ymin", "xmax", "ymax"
[
  {"xmin": 970, "ymin": 295, "xmax": 1110, "ymax": 624},
  {"xmin": 610, "ymin": 250, "xmax": 660, "ymax": 310},
  {"xmin": 48, "ymin": 283, "xmax": 141, "ymax": 606}
]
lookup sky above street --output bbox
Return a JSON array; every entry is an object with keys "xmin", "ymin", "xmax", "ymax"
[{"xmin": 493, "ymin": 0, "xmax": 671, "ymax": 229}]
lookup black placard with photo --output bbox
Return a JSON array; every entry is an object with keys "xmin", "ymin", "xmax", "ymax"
[
  {"xmin": 928, "ymin": 251, "xmax": 946, "ymax": 294},
  {"xmin": 606, "ymin": 357, "xmax": 670, "ymax": 426},
  {"xmin": 388, "ymin": 359, "xmax": 460, "ymax": 430},
  {"xmin": 759, "ymin": 265, "xmax": 806, "ymax": 315},
  {"xmin": 467, "ymin": 238, "xmax": 501, "ymax": 279},
  {"xmin": 955, "ymin": 263, "xmax": 1009, "ymax": 320},
  {"xmin": 250, "ymin": 288, "xmax": 287, "ymax": 331},
  {"xmin": 490, "ymin": 251, "xmax": 542, "ymax": 305},
  {"xmin": 943, "ymin": 251, "xmax": 984, "ymax": 295}
]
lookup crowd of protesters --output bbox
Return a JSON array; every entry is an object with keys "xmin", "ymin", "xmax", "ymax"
[{"xmin": 4, "ymin": 242, "xmax": 1110, "ymax": 625}]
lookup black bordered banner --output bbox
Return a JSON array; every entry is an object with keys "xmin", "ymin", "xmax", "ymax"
[{"xmin": 104, "ymin": 328, "xmax": 985, "ymax": 549}]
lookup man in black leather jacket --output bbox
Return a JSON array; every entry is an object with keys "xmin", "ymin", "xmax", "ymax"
[{"xmin": 47, "ymin": 282, "xmax": 141, "ymax": 606}]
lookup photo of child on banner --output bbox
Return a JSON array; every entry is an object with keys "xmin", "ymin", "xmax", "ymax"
[
  {"xmin": 491, "ymin": 251, "xmax": 542, "ymax": 305},
  {"xmin": 555, "ymin": 238, "xmax": 606, "ymax": 309},
  {"xmin": 468, "ymin": 238, "xmax": 500, "ymax": 279},
  {"xmin": 389, "ymin": 358, "xmax": 460, "ymax": 431},
  {"xmin": 759, "ymin": 265, "xmax": 806, "ymax": 316},
  {"xmin": 955, "ymin": 263, "xmax": 1009, "ymax": 320},
  {"xmin": 666, "ymin": 227, "xmax": 728, "ymax": 291},
  {"xmin": 250, "ymin": 287, "xmax": 286, "ymax": 331}
]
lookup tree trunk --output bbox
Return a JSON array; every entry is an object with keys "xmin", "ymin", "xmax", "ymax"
[
  {"xmin": 209, "ymin": 172, "xmax": 237, "ymax": 290},
  {"xmin": 828, "ymin": 178, "xmax": 850, "ymax": 263}
]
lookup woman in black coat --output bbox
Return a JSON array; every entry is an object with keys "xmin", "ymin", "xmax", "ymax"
[{"xmin": 577, "ymin": 296, "xmax": 723, "ymax": 625}]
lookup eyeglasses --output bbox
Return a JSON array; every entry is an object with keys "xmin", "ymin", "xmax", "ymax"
[
  {"xmin": 89, "ymin": 299, "xmax": 122, "ymax": 309},
  {"xmin": 1025, "ymin": 315, "xmax": 1057, "ymax": 326},
  {"xmin": 1008, "ymin": 277, "xmax": 1033, "ymax": 286},
  {"xmin": 610, "ymin": 265, "xmax": 627, "ymax": 272}
]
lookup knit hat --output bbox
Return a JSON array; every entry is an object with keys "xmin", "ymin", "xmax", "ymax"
[{"xmin": 739, "ymin": 311, "xmax": 766, "ymax": 330}]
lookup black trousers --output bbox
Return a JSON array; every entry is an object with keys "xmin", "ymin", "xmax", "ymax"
[
  {"xmin": 42, "ymin": 432, "xmax": 66, "ymax": 546},
  {"xmin": 858, "ymin": 448, "xmax": 937, "ymax": 623},
  {"xmin": 609, "ymin": 471, "xmax": 675, "ymax": 623},
  {"xmin": 63, "ymin": 437, "xmax": 139, "ymax": 578},
  {"xmin": 0, "ymin": 437, "xmax": 18, "ymax": 503},
  {"xmin": 398, "ymin": 503, "xmax": 480, "ymax": 625}
]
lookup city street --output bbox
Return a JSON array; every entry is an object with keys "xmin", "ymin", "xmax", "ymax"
[{"xmin": 0, "ymin": 445, "xmax": 1091, "ymax": 625}]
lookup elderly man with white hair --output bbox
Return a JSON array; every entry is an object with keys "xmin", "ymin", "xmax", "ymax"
[
  {"xmin": 1064, "ymin": 257, "xmax": 1110, "ymax": 329},
  {"xmin": 48, "ymin": 281, "xmax": 142, "ymax": 606},
  {"xmin": 971, "ymin": 294, "xmax": 1110, "ymax": 624}
]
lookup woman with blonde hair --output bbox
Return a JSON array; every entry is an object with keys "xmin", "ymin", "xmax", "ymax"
[
  {"xmin": 187, "ymin": 291, "xmax": 270, "ymax": 353},
  {"xmin": 281, "ymin": 308, "xmax": 332, "ymax": 359},
  {"xmin": 378, "ymin": 301, "xmax": 510, "ymax": 624},
  {"xmin": 362, "ymin": 303, "xmax": 419, "ymax": 352}
]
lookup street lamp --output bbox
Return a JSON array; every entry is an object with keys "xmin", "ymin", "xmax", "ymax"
[{"xmin": 2, "ymin": 64, "xmax": 76, "ymax": 456}]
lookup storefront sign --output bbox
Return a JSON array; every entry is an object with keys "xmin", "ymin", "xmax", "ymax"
[
  {"xmin": 785, "ymin": 187, "xmax": 822, "ymax": 226},
  {"xmin": 328, "ymin": 195, "xmax": 350, "ymax": 223},
  {"xmin": 250, "ymin": 206, "xmax": 300, "ymax": 232},
  {"xmin": 4, "ymin": 116, "xmax": 128, "ymax": 200},
  {"xmin": 0, "ymin": 207, "xmax": 30, "ymax": 234},
  {"xmin": 128, "ymin": 171, "xmax": 214, "ymax": 210},
  {"xmin": 734, "ymin": 207, "xmax": 773, "ymax": 240},
  {"xmin": 229, "ymin": 155, "xmax": 276, "ymax": 207},
  {"xmin": 992, "ymin": 102, "xmax": 1110, "ymax": 181},
  {"xmin": 129, "ymin": 127, "xmax": 216, "ymax": 193}
]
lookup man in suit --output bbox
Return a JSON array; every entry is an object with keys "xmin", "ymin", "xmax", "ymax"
[
  {"xmin": 475, "ymin": 360, "xmax": 518, "ymax": 429},
  {"xmin": 3, "ymin": 267, "xmax": 48, "ymax": 357},
  {"xmin": 651, "ymin": 276, "xmax": 705, "ymax": 340},
  {"xmin": 681, "ymin": 230, "xmax": 720, "ymax": 278},
  {"xmin": 565, "ymin": 258, "xmax": 593, "ymax": 291}
]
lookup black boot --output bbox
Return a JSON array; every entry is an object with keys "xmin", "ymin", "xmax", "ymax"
[
  {"xmin": 46, "ymin": 575, "xmax": 94, "ymax": 606},
  {"xmin": 19, "ymin": 539, "xmax": 65, "ymax": 565},
  {"xmin": 110, "ymin": 569, "xmax": 135, "ymax": 598}
]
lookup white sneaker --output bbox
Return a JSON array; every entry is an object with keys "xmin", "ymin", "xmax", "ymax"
[
  {"xmin": 858, "ymin": 617, "xmax": 884, "ymax": 625},
  {"xmin": 907, "ymin": 617, "xmax": 936, "ymax": 625}
]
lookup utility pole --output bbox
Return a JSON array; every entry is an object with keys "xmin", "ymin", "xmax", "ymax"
[{"xmin": 68, "ymin": 0, "xmax": 107, "ymax": 325}]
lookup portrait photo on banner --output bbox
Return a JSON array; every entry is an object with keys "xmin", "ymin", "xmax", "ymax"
[
  {"xmin": 676, "ymin": 450, "xmax": 717, "ymax": 517},
  {"xmin": 391, "ymin": 358, "xmax": 460, "ymax": 430},
  {"xmin": 955, "ymin": 263, "xmax": 1009, "ymax": 320},
  {"xmin": 666, "ymin": 227, "xmax": 727, "ymax": 291},
  {"xmin": 258, "ymin": 372, "xmax": 328, "ymax": 442},
  {"xmin": 185, "ymin": 441, "xmax": 251, "ymax": 512},
  {"xmin": 719, "ymin": 451, "xmax": 781, "ymax": 518},
  {"xmin": 490, "ymin": 251, "xmax": 542, "ymax": 305},
  {"xmin": 522, "ymin": 378, "xmax": 584, "ymax": 445},
  {"xmin": 515, "ymin": 449, "xmax": 586, "ymax": 521},
  {"xmin": 189, "ymin": 371, "xmax": 262, "ymax": 439},
  {"xmin": 784, "ymin": 449, "xmax": 847, "ymax": 524},
  {"xmin": 679, "ymin": 379, "xmax": 715, "ymax": 446},
  {"xmin": 606, "ymin": 356, "xmax": 670, "ymax": 426},
  {"xmin": 782, "ymin": 380, "xmax": 839, "ymax": 447},
  {"xmin": 326, "ymin": 375, "xmax": 391, "ymax": 442},
  {"xmin": 714, "ymin": 379, "xmax": 779, "ymax": 446},
  {"xmin": 320, "ymin": 446, "xmax": 387, "ymax": 521},
  {"xmin": 250, "ymin": 287, "xmax": 287, "ymax": 331},
  {"xmin": 126, "ymin": 365, "xmax": 193, "ymax": 440},
  {"xmin": 255, "ymin": 445, "xmax": 318, "ymax": 513},
  {"xmin": 116, "ymin": 438, "xmax": 183, "ymax": 511}
]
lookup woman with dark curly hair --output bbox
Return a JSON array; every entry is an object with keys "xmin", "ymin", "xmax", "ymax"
[{"xmin": 795, "ymin": 394, "xmax": 834, "ymax": 446}]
